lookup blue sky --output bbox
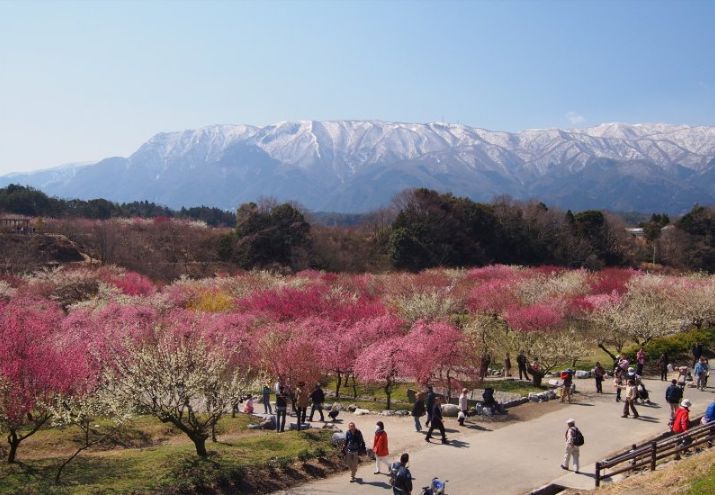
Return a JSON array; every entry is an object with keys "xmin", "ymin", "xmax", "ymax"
[{"xmin": 1, "ymin": 0, "xmax": 714, "ymax": 173}]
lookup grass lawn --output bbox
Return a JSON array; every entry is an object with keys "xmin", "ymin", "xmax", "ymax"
[{"xmin": 0, "ymin": 414, "xmax": 336, "ymax": 495}]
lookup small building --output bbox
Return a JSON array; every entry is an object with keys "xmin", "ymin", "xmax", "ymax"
[
  {"xmin": 625, "ymin": 227, "xmax": 645, "ymax": 238},
  {"xmin": 0, "ymin": 214, "xmax": 32, "ymax": 233}
]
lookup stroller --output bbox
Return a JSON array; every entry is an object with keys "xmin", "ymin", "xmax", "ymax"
[
  {"xmin": 636, "ymin": 382, "xmax": 652, "ymax": 405},
  {"xmin": 421, "ymin": 477, "xmax": 447, "ymax": 495}
]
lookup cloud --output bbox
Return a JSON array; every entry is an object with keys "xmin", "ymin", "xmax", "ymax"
[{"xmin": 565, "ymin": 111, "xmax": 586, "ymax": 125}]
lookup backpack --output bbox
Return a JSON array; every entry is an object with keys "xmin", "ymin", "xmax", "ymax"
[
  {"xmin": 391, "ymin": 465, "xmax": 411, "ymax": 492},
  {"xmin": 389, "ymin": 461, "xmax": 401, "ymax": 486},
  {"xmin": 571, "ymin": 427, "xmax": 584, "ymax": 446}
]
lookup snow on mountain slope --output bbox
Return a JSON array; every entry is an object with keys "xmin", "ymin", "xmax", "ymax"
[{"xmin": 1, "ymin": 121, "xmax": 714, "ymax": 213}]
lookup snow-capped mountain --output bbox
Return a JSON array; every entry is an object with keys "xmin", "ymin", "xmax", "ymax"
[{"xmin": 2, "ymin": 120, "xmax": 715, "ymax": 213}]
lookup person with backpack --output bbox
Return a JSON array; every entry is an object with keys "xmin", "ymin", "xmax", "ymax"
[
  {"xmin": 309, "ymin": 383, "xmax": 325, "ymax": 422},
  {"xmin": 665, "ymin": 379, "xmax": 684, "ymax": 421},
  {"xmin": 425, "ymin": 385, "xmax": 436, "ymax": 427},
  {"xmin": 560, "ymin": 418, "xmax": 582, "ymax": 473},
  {"xmin": 411, "ymin": 392, "xmax": 426, "ymax": 432},
  {"xmin": 372, "ymin": 421, "xmax": 390, "ymax": 474},
  {"xmin": 425, "ymin": 396, "xmax": 448, "ymax": 444},
  {"xmin": 275, "ymin": 387, "xmax": 288, "ymax": 433},
  {"xmin": 391, "ymin": 453, "xmax": 413, "ymax": 495},
  {"xmin": 560, "ymin": 369, "xmax": 574, "ymax": 403},
  {"xmin": 262, "ymin": 384, "xmax": 273, "ymax": 414},
  {"xmin": 344, "ymin": 422, "xmax": 366, "ymax": 482}
]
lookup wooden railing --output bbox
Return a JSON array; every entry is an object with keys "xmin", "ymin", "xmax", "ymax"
[{"xmin": 595, "ymin": 416, "xmax": 715, "ymax": 487}]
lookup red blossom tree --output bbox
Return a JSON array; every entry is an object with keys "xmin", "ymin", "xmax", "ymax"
[{"xmin": 0, "ymin": 298, "xmax": 80, "ymax": 463}]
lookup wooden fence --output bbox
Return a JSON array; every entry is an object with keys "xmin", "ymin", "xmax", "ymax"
[{"xmin": 595, "ymin": 416, "xmax": 715, "ymax": 487}]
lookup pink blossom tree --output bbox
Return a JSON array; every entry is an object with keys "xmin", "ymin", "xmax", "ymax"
[
  {"xmin": 0, "ymin": 297, "xmax": 78, "ymax": 463},
  {"xmin": 353, "ymin": 336, "xmax": 409, "ymax": 409},
  {"xmin": 404, "ymin": 321, "xmax": 475, "ymax": 398}
]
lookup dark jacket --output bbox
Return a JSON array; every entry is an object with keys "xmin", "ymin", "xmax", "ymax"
[
  {"xmin": 431, "ymin": 403, "xmax": 443, "ymax": 423},
  {"xmin": 393, "ymin": 464, "xmax": 413, "ymax": 494},
  {"xmin": 310, "ymin": 387, "xmax": 325, "ymax": 404},
  {"xmin": 665, "ymin": 384, "xmax": 683, "ymax": 404},
  {"xmin": 345, "ymin": 429, "xmax": 366, "ymax": 454},
  {"xmin": 275, "ymin": 392, "xmax": 288, "ymax": 409},
  {"xmin": 426, "ymin": 391, "xmax": 436, "ymax": 411},
  {"xmin": 517, "ymin": 354, "xmax": 528, "ymax": 367},
  {"xmin": 411, "ymin": 399, "xmax": 426, "ymax": 417}
]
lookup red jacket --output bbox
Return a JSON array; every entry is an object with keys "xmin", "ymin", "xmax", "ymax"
[
  {"xmin": 373, "ymin": 430, "xmax": 389, "ymax": 457},
  {"xmin": 672, "ymin": 407, "xmax": 690, "ymax": 433}
]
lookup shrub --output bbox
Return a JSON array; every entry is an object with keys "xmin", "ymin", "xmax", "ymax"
[{"xmin": 624, "ymin": 326, "xmax": 715, "ymax": 363}]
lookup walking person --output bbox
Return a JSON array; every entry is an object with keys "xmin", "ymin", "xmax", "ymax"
[
  {"xmin": 344, "ymin": 422, "xmax": 366, "ymax": 483},
  {"xmin": 614, "ymin": 368, "xmax": 624, "ymax": 402},
  {"xmin": 391, "ymin": 453, "xmax": 413, "ymax": 495},
  {"xmin": 665, "ymin": 379, "xmax": 684, "ymax": 422},
  {"xmin": 636, "ymin": 348, "xmax": 647, "ymax": 376},
  {"xmin": 425, "ymin": 396, "xmax": 448, "ymax": 444},
  {"xmin": 458, "ymin": 388, "xmax": 469, "ymax": 426},
  {"xmin": 262, "ymin": 384, "xmax": 273, "ymax": 414},
  {"xmin": 425, "ymin": 385, "xmax": 435, "ymax": 427},
  {"xmin": 372, "ymin": 421, "xmax": 390, "ymax": 474},
  {"xmin": 411, "ymin": 392, "xmax": 426, "ymax": 432},
  {"xmin": 561, "ymin": 369, "xmax": 574, "ymax": 403},
  {"xmin": 309, "ymin": 383, "xmax": 325, "ymax": 422},
  {"xmin": 560, "ymin": 418, "xmax": 581, "ymax": 473},
  {"xmin": 619, "ymin": 379, "xmax": 639, "ymax": 418},
  {"xmin": 504, "ymin": 353, "xmax": 512, "ymax": 377},
  {"xmin": 593, "ymin": 362, "xmax": 605, "ymax": 394},
  {"xmin": 694, "ymin": 358, "xmax": 709, "ymax": 391},
  {"xmin": 295, "ymin": 381, "xmax": 310, "ymax": 429},
  {"xmin": 517, "ymin": 350, "xmax": 530, "ymax": 381},
  {"xmin": 657, "ymin": 352, "xmax": 669, "ymax": 381},
  {"xmin": 275, "ymin": 387, "xmax": 288, "ymax": 433},
  {"xmin": 672, "ymin": 399, "xmax": 692, "ymax": 456}
]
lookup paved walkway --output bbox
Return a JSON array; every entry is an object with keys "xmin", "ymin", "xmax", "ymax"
[{"xmin": 272, "ymin": 377, "xmax": 713, "ymax": 495}]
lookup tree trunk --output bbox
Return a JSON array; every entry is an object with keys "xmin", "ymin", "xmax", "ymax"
[
  {"xmin": 7, "ymin": 430, "xmax": 19, "ymax": 464},
  {"xmin": 211, "ymin": 422, "xmax": 217, "ymax": 443},
  {"xmin": 192, "ymin": 434, "xmax": 209, "ymax": 457},
  {"xmin": 446, "ymin": 369, "xmax": 452, "ymax": 400},
  {"xmin": 335, "ymin": 372, "xmax": 342, "ymax": 399},
  {"xmin": 598, "ymin": 343, "xmax": 617, "ymax": 363},
  {"xmin": 351, "ymin": 374, "xmax": 358, "ymax": 399},
  {"xmin": 384, "ymin": 384, "xmax": 392, "ymax": 410}
]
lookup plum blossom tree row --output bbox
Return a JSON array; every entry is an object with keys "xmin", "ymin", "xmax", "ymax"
[{"xmin": 0, "ymin": 265, "xmax": 713, "ymax": 462}]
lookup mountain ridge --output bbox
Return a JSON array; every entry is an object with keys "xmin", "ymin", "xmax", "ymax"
[{"xmin": 2, "ymin": 120, "xmax": 714, "ymax": 213}]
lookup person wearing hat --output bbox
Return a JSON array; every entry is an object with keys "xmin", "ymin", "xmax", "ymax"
[
  {"xmin": 618, "ymin": 378, "xmax": 639, "ymax": 418},
  {"xmin": 672, "ymin": 399, "xmax": 691, "ymax": 434},
  {"xmin": 560, "ymin": 418, "xmax": 580, "ymax": 473}
]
